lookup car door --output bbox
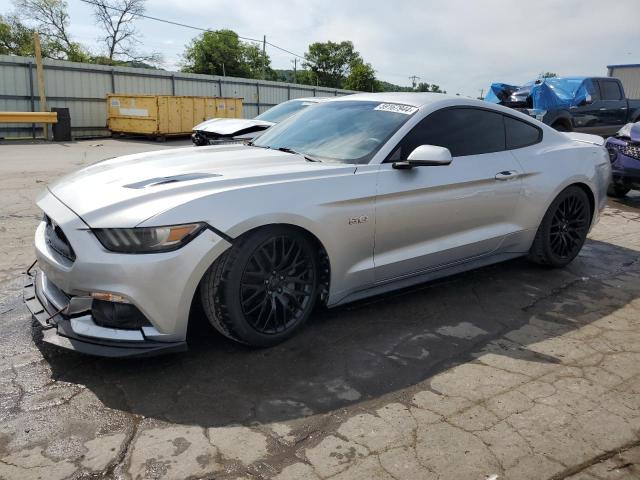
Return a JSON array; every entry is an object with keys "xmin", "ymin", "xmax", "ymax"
[
  {"xmin": 573, "ymin": 79, "xmax": 626, "ymax": 135},
  {"xmin": 373, "ymin": 107, "xmax": 524, "ymax": 282},
  {"xmin": 596, "ymin": 79, "xmax": 628, "ymax": 134},
  {"xmin": 570, "ymin": 79, "xmax": 603, "ymax": 133}
]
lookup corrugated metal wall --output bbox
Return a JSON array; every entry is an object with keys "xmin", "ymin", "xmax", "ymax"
[
  {"xmin": 0, "ymin": 55, "xmax": 356, "ymax": 138},
  {"xmin": 608, "ymin": 65, "xmax": 640, "ymax": 100}
]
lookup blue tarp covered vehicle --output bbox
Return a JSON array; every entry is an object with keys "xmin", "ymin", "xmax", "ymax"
[
  {"xmin": 485, "ymin": 77, "xmax": 596, "ymax": 110},
  {"xmin": 484, "ymin": 76, "xmax": 640, "ymax": 134}
]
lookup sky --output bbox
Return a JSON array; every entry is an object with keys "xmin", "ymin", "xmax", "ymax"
[{"xmin": 5, "ymin": 0, "xmax": 640, "ymax": 96}]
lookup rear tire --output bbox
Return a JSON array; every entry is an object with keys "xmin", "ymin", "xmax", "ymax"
[
  {"xmin": 200, "ymin": 226, "xmax": 319, "ymax": 347},
  {"xmin": 528, "ymin": 186, "xmax": 591, "ymax": 268},
  {"xmin": 607, "ymin": 184, "xmax": 630, "ymax": 198}
]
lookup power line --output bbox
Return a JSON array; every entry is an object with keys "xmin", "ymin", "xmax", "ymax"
[
  {"xmin": 78, "ymin": 0, "xmax": 263, "ymax": 43},
  {"xmin": 77, "ymin": 0, "xmax": 424, "ymax": 86},
  {"xmin": 79, "ymin": 0, "xmax": 312, "ymax": 64}
]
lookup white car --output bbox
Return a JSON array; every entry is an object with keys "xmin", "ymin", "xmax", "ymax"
[
  {"xmin": 25, "ymin": 93, "xmax": 611, "ymax": 357},
  {"xmin": 191, "ymin": 97, "xmax": 329, "ymax": 145}
]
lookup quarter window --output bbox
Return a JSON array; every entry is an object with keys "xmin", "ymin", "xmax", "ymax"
[
  {"xmin": 390, "ymin": 107, "xmax": 505, "ymax": 159},
  {"xmin": 504, "ymin": 116, "xmax": 541, "ymax": 149}
]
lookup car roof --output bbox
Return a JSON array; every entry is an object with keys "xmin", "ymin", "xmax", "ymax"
[
  {"xmin": 287, "ymin": 97, "xmax": 333, "ymax": 103},
  {"xmin": 331, "ymin": 92, "xmax": 462, "ymax": 108},
  {"xmin": 328, "ymin": 91, "xmax": 562, "ymax": 127}
]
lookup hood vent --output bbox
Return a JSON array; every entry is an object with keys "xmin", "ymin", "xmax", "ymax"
[{"xmin": 124, "ymin": 172, "xmax": 221, "ymax": 189}]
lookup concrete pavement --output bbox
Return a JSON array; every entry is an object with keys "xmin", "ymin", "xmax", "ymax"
[{"xmin": 0, "ymin": 139, "xmax": 638, "ymax": 479}]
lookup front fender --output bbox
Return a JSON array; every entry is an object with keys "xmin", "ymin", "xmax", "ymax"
[{"xmin": 139, "ymin": 170, "xmax": 378, "ymax": 304}]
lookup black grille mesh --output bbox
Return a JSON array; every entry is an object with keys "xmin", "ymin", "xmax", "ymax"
[
  {"xmin": 622, "ymin": 144, "xmax": 640, "ymax": 161},
  {"xmin": 44, "ymin": 215, "xmax": 76, "ymax": 262}
]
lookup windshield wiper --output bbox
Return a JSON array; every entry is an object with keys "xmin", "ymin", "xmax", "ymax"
[
  {"xmin": 247, "ymin": 141, "xmax": 270, "ymax": 149},
  {"xmin": 276, "ymin": 147, "xmax": 321, "ymax": 162}
]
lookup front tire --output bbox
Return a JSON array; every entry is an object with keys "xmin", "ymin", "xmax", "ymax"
[
  {"xmin": 607, "ymin": 184, "xmax": 630, "ymax": 198},
  {"xmin": 200, "ymin": 226, "xmax": 319, "ymax": 347},
  {"xmin": 528, "ymin": 186, "xmax": 591, "ymax": 268}
]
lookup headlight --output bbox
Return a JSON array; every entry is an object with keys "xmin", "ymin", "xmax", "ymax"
[{"xmin": 93, "ymin": 223, "xmax": 205, "ymax": 253}]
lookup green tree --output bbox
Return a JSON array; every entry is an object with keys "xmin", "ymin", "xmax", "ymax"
[
  {"xmin": 0, "ymin": 13, "xmax": 75, "ymax": 58},
  {"xmin": 303, "ymin": 40, "xmax": 361, "ymax": 88},
  {"xmin": 343, "ymin": 60, "xmax": 379, "ymax": 92},
  {"xmin": 377, "ymin": 80, "xmax": 413, "ymax": 92},
  {"xmin": 540, "ymin": 72, "xmax": 557, "ymax": 78},
  {"xmin": 13, "ymin": 0, "xmax": 89, "ymax": 61},
  {"xmin": 182, "ymin": 29, "xmax": 274, "ymax": 79},
  {"xmin": 0, "ymin": 14, "xmax": 35, "ymax": 56},
  {"xmin": 294, "ymin": 69, "xmax": 317, "ymax": 86},
  {"xmin": 415, "ymin": 82, "xmax": 444, "ymax": 93}
]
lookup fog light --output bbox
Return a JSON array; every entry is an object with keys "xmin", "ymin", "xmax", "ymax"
[{"xmin": 91, "ymin": 300, "xmax": 150, "ymax": 330}]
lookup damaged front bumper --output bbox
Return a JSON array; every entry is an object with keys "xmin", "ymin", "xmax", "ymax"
[
  {"xmin": 24, "ymin": 269, "xmax": 187, "ymax": 358},
  {"xmin": 26, "ymin": 190, "xmax": 232, "ymax": 358},
  {"xmin": 191, "ymin": 130, "xmax": 246, "ymax": 146},
  {"xmin": 607, "ymin": 137, "xmax": 640, "ymax": 190}
]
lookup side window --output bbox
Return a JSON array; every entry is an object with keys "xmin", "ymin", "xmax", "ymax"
[
  {"xmin": 389, "ymin": 108, "xmax": 505, "ymax": 159},
  {"xmin": 504, "ymin": 116, "xmax": 542, "ymax": 150},
  {"xmin": 599, "ymin": 80, "xmax": 623, "ymax": 101}
]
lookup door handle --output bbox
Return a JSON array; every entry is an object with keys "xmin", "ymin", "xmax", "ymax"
[
  {"xmin": 599, "ymin": 108, "xmax": 607, "ymax": 111},
  {"xmin": 495, "ymin": 170, "xmax": 519, "ymax": 180}
]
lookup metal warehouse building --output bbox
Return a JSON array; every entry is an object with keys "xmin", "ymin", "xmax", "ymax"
[{"xmin": 607, "ymin": 64, "xmax": 640, "ymax": 99}]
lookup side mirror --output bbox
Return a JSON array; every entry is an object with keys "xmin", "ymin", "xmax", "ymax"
[
  {"xmin": 578, "ymin": 94, "xmax": 593, "ymax": 107},
  {"xmin": 393, "ymin": 145, "xmax": 452, "ymax": 169}
]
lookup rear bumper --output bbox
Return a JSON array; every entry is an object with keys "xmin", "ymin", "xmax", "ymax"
[{"xmin": 24, "ymin": 270, "xmax": 187, "ymax": 358}]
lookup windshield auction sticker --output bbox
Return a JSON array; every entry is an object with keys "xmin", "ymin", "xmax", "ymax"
[{"xmin": 374, "ymin": 103, "xmax": 418, "ymax": 115}]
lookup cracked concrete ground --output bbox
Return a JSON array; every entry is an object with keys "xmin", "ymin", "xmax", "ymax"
[{"xmin": 0, "ymin": 139, "xmax": 639, "ymax": 480}]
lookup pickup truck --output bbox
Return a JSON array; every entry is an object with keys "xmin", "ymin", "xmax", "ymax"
[{"xmin": 486, "ymin": 76, "xmax": 640, "ymax": 136}]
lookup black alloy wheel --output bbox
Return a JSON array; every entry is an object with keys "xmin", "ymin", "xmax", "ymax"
[
  {"xmin": 548, "ymin": 193, "xmax": 590, "ymax": 259},
  {"xmin": 240, "ymin": 235, "xmax": 316, "ymax": 335},
  {"xmin": 529, "ymin": 186, "xmax": 591, "ymax": 268},
  {"xmin": 200, "ymin": 226, "xmax": 319, "ymax": 346}
]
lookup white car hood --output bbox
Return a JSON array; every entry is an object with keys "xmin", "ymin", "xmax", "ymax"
[
  {"xmin": 192, "ymin": 117, "xmax": 274, "ymax": 135},
  {"xmin": 44, "ymin": 145, "xmax": 354, "ymax": 228}
]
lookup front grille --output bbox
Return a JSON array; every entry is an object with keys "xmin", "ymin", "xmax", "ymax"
[
  {"xmin": 44, "ymin": 214, "xmax": 76, "ymax": 262},
  {"xmin": 622, "ymin": 144, "xmax": 640, "ymax": 161}
]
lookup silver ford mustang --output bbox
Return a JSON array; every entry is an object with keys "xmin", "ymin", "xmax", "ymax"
[{"xmin": 25, "ymin": 93, "xmax": 611, "ymax": 357}]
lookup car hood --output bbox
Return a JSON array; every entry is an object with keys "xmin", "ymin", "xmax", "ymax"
[
  {"xmin": 192, "ymin": 117, "xmax": 274, "ymax": 135},
  {"xmin": 45, "ymin": 145, "xmax": 355, "ymax": 228}
]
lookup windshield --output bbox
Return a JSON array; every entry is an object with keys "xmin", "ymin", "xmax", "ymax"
[
  {"xmin": 253, "ymin": 100, "xmax": 416, "ymax": 164},
  {"xmin": 255, "ymin": 99, "xmax": 316, "ymax": 123}
]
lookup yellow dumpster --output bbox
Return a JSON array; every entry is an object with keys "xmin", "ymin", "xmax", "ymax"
[{"xmin": 107, "ymin": 95, "xmax": 243, "ymax": 137}]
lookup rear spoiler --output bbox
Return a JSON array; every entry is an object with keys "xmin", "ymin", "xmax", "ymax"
[{"xmin": 563, "ymin": 132, "xmax": 605, "ymax": 146}]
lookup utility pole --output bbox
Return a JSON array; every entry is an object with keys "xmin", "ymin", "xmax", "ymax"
[
  {"xmin": 291, "ymin": 58, "xmax": 297, "ymax": 84},
  {"xmin": 409, "ymin": 75, "xmax": 420, "ymax": 89},
  {"xmin": 33, "ymin": 32, "xmax": 49, "ymax": 140},
  {"xmin": 262, "ymin": 35, "xmax": 266, "ymax": 80},
  {"xmin": 478, "ymin": 88, "xmax": 484, "ymax": 100}
]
